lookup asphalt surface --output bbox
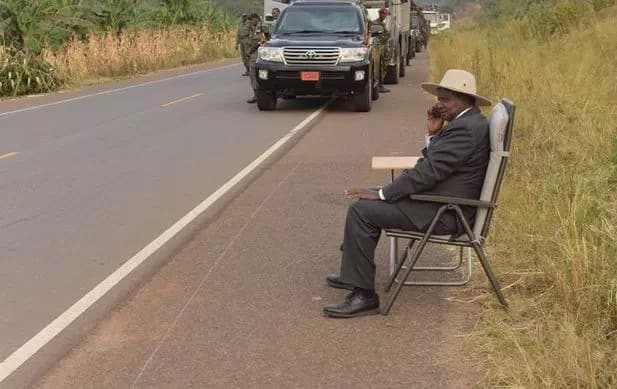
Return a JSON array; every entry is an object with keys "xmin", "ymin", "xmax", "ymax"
[
  {"xmin": 0, "ymin": 60, "xmax": 330, "ymax": 363},
  {"xmin": 35, "ymin": 52, "xmax": 483, "ymax": 388}
]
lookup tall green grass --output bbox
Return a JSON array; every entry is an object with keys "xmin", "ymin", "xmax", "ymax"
[
  {"xmin": 0, "ymin": 0, "xmax": 238, "ymax": 97},
  {"xmin": 430, "ymin": 0, "xmax": 617, "ymax": 386}
]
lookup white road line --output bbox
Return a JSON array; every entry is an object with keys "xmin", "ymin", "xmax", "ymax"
[
  {"xmin": 161, "ymin": 93, "xmax": 204, "ymax": 107},
  {"xmin": 0, "ymin": 152, "xmax": 19, "ymax": 160},
  {"xmin": 0, "ymin": 99, "xmax": 332, "ymax": 384},
  {"xmin": 132, "ymin": 161, "xmax": 303, "ymax": 387},
  {"xmin": 0, "ymin": 63, "xmax": 240, "ymax": 118}
]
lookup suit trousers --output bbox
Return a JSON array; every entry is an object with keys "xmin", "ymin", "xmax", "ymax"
[{"xmin": 339, "ymin": 199, "xmax": 453, "ymax": 290}]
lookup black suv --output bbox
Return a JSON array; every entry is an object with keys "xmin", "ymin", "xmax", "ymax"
[{"xmin": 255, "ymin": 0, "xmax": 383, "ymax": 112}]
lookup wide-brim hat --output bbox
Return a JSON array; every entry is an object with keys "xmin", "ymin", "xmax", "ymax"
[{"xmin": 420, "ymin": 69, "xmax": 492, "ymax": 106}]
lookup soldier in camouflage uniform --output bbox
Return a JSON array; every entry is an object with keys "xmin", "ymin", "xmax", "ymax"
[
  {"xmin": 236, "ymin": 14, "xmax": 251, "ymax": 76},
  {"xmin": 246, "ymin": 13, "xmax": 266, "ymax": 104},
  {"xmin": 374, "ymin": 7, "xmax": 391, "ymax": 93},
  {"xmin": 419, "ymin": 13, "xmax": 429, "ymax": 49}
]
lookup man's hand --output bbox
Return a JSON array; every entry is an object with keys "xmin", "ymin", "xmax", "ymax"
[
  {"xmin": 427, "ymin": 103, "xmax": 445, "ymax": 135},
  {"xmin": 344, "ymin": 188, "xmax": 381, "ymax": 201}
]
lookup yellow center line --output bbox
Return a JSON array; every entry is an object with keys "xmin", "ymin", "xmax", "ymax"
[
  {"xmin": 161, "ymin": 93, "xmax": 204, "ymax": 107},
  {"xmin": 0, "ymin": 151, "xmax": 19, "ymax": 160}
]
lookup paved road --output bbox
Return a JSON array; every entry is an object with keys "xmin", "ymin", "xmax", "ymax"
[
  {"xmin": 36, "ymin": 52, "xmax": 482, "ymax": 388},
  {"xmin": 0, "ymin": 61, "xmax": 329, "ymax": 362}
]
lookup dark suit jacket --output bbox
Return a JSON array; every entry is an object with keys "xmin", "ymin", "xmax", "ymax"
[{"xmin": 381, "ymin": 107, "xmax": 490, "ymax": 233}]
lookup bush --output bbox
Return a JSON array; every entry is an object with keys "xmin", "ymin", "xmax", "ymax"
[{"xmin": 0, "ymin": 50, "xmax": 62, "ymax": 96}]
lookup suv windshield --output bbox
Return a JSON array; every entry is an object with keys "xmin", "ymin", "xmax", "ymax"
[{"xmin": 276, "ymin": 6, "xmax": 363, "ymax": 35}]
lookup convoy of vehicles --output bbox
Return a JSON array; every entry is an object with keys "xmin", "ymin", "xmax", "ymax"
[
  {"xmin": 363, "ymin": 0, "xmax": 411, "ymax": 83},
  {"xmin": 255, "ymin": 0, "xmax": 383, "ymax": 111},
  {"xmin": 253, "ymin": 0, "xmax": 451, "ymax": 112}
]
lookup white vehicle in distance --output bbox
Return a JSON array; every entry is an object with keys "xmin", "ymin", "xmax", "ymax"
[{"xmin": 437, "ymin": 13, "xmax": 451, "ymax": 31}]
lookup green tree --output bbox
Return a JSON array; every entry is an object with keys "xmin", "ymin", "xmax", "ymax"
[{"xmin": 0, "ymin": 0, "xmax": 90, "ymax": 53}]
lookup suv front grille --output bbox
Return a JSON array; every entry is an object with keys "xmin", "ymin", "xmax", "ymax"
[{"xmin": 283, "ymin": 47, "xmax": 340, "ymax": 66}]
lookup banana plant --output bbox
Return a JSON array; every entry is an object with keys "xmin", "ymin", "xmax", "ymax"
[{"xmin": 0, "ymin": 0, "xmax": 91, "ymax": 54}]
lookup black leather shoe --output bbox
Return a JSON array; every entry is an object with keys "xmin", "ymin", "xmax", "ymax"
[
  {"xmin": 326, "ymin": 274, "xmax": 354, "ymax": 290},
  {"xmin": 247, "ymin": 97, "xmax": 257, "ymax": 104},
  {"xmin": 323, "ymin": 290, "xmax": 380, "ymax": 318},
  {"xmin": 378, "ymin": 85, "xmax": 390, "ymax": 93},
  {"xmin": 242, "ymin": 71, "xmax": 249, "ymax": 76}
]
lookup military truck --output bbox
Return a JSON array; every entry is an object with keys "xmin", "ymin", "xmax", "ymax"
[{"xmin": 364, "ymin": 0, "xmax": 411, "ymax": 84}]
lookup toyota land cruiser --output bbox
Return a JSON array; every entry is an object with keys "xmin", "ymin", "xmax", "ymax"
[{"xmin": 254, "ymin": 0, "xmax": 383, "ymax": 112}]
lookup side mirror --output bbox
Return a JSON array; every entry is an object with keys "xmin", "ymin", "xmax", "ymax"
[{"xmin": 370, "ymin": 24, "xmax": 384, "ymax": 36}]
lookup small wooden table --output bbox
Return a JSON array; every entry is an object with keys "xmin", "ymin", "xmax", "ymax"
[
  {"xmin": 371, "ymin": 156, "xmax": 419, "ymax": 181},
  {"xmin": 371, "ymin": 156, "xmax": 420, "ymax": 273}
]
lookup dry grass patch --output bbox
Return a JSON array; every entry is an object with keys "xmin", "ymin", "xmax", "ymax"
[
  {"xmin": 429, "ymin": 3, "xmax": 617, "ymax": 387},
  {"xmin": 43, "ymin": 27, "xmax": 236, "ymax": 83}
]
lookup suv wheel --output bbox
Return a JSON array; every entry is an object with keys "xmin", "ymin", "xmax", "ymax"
[
  {"xmin": 353, "ymin": 74, "xmax": 372, "ymax": 112},
  {"xmin": 256, "ymin": 90, "xmax": 277, "ymax": 111}
]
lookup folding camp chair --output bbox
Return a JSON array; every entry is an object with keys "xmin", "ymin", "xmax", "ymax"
[{"xmin": 379, "ymin": 98, "xmax": 515, "ymax": 315}]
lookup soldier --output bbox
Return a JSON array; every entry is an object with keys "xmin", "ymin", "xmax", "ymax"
[
  {"xmin": 236, "ymin": 14, "xmax": 251, "ymax": 76},
  {"xmin": 373, "ymin": 7, "xmax": 391, "ymax": 93},
  {"xmin": 271, "ymin": 7, "xmax": 281, "ymax": 22},
  {"xmin": 419, "ymin": 14, "xmax": 430, "ymax": 49},
  {"xmin": 246, "ymin": 13, "xmax": 267, "ymax": 104}
]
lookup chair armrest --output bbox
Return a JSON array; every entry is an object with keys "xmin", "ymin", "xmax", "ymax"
[
  {"xmin": 409, "ymin": 194, "xmax": 496, "ymax": 208},
  {"xmin": 371, "ymin": 156, "xmax": 420, "ymax": 170}
]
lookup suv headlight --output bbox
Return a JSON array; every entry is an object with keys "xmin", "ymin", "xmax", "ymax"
[
  {"xmin": 339, "ymin": 47, "xmax": 368, "ymax": 63},
  {"xmin": 258, "ymin": 47, "xmax": 283, "ymax": 62}
]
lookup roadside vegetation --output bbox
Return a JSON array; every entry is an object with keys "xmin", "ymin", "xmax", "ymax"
[
  {"xmin": 429, "ymin": 0, "xmax": 617, "ymax": 386},
  {"xmin": 0, "ymin": 0, "xmax": 237, "ymax": 97}
]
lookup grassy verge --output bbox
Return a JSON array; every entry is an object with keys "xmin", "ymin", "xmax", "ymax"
[
  {"xmin": 429, "ymin": 1, "xmax": 617, "ymax": 387},
  {"xmin": 42, "ymin": 27, "xmax": 236, "ymax": 84},
  {"xmin": 0, "ymin": 0, "xmax": 239, "ymax": 97}
]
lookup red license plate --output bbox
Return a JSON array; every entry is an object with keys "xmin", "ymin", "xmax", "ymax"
[{"xmin": 301, "ymin": 71, "xmax": 320, "ymax": 81}]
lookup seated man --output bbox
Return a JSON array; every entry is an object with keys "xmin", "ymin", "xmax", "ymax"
[{"xmin": 323, "ymin": 69, "xmax": 493, "ymax": 318}]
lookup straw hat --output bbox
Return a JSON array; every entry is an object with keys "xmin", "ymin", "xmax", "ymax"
[{"xmin": 420, "ymin": 69, "xmax": 492, "ymax": 106}]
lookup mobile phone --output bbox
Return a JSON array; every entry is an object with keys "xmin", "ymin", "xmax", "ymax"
[{"xmin": 429, "ymin": 105, "xmax": 445, "ymax": 119}]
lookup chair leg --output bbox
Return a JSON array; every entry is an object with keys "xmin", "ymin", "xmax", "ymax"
[
  {"xmin": 381, "ymin": 206, "xmax": 448, "ymax": 315},
  {"xmin": 385, "ymin": 239, "xmax": 416, "ymax": 293},
  {"xmin": 453, "ymin": 206, "xmax": 508, "ymax": 309},
  {"xmin": 472, "ymin": 243, "xmax": 508, "ymax": 308},
  {"xmin": 389, "ymin": 236, "xmax": 398, "ymax": 275}
]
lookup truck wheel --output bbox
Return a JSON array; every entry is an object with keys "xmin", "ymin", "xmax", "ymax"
[
  {"xmin": 384, "ymin": 47, "xmax": 400, "ymax": 85},
  {"xmin": 353, "ymin": 75, "xmax": 372, "ymax": 112},
  {"xmin": 256, "ymin": 90, "xmax": 277, "ymax": 111},
  {"xmin": 406, "ymin": 39, "xmax": 414, "ymax": 64}
]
